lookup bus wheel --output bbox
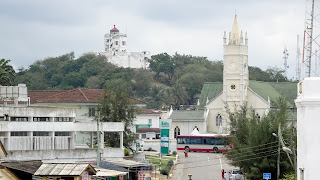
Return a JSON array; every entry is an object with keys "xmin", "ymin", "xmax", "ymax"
[
  {"xmin": 185, "ymin": 146, "xmax": 190, "ymax": 152},
  {"xmin": 213, "ymin": 147, "xmax": 218, "ymax": 153}
]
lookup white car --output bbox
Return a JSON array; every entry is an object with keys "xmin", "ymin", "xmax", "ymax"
[{"xmin": 229, "ymin": 169, "xmax": 244, "ymax": 180}]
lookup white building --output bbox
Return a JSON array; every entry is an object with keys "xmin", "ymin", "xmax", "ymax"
[
  {"xmin": 0, "ymin": 85, "xmax": 125, "ymax": 161},
  {"xmin": 169, "ymin": 15, "xmax": 297, "ymax": 136},
  {"xmin": 98, "ymin": 25, "xmax": 151, "ymax": 69},
  {"xmin": 295, "ymin": 77, "xmax": 320, "ymax": 180}
]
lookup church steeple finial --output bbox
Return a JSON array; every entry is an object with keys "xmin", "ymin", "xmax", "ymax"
[{"xmin": 229, "ymin": 15, "xmax": 240, "ymax": 45}]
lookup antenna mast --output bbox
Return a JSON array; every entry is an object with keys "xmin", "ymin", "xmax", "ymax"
[
  {"xmin": 303, "ymin": 0, "xmax": 315, "ymax": 77},
  {"xmin": 296, "ymin": 35, "xmax": 301, "ymax": 80},
  {"xmin": 283, "ymin": 47, "xmax": 289, "ymax": 78}
]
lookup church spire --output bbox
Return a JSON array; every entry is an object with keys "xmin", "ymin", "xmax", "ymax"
[{"xmin": 229, "ymin": 15, "xmax": 240, "ymax": 45}]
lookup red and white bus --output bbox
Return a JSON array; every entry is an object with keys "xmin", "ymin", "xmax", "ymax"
[{"xmin": 176, "ymin": 134, "xmax": 232, "ymax": 153}]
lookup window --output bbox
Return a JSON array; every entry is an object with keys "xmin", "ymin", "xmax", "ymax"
[
  {"xmin": 11, "ymin": 117, "xmax": 28, "ymax": 121},
  {"xmin": 174, "ymin": 126, "xmax": 180, "ymax": 138},
  {"xmin": 89, "ymin": 107, "xmax": 96, "ymax": 117},
  {"xmin": 231, "ymin": 84, "xmax": 236, "ymax": 90},
  {"xmin": 216, "ymin": 114, "xmax": 222, "ymax": 126},
  {"xmin": 55, "ymin": 132, "xmax": 70, "ymax": 136},
  {"xmin": 148, "ymin": 119, "xmax": 152, "ymax": 125},
  {"xmin": 115, "ymin": 41, "xmax": 118, "ymax": 45},
  {"xmin": 11, "ymin": 132, "xmax": 28, "ymax": 136},
  {"xmin": 33, "ymin": 117, "xmax": 49, "ymax": 122},
  {"xmin": 122, "ymin": 41, "xmax": 126, "ymax": 45},
  {"xmin": 142, "ymin": 134, "xmax": 146, "ymax": 139},
  {"xmin": 190, "ymin": 137, "xmax": 201, "ymax": 144},
  {"xmin": 33, "ymin": 132, "xmax": 49, "ymax": 136},
  {"xmin": 256, "ymin": 113, "xmax": 261, "ymax": 121},
  {"xmin": 54, "ymin": 117, "xmax": 73, "ymax": 122}
]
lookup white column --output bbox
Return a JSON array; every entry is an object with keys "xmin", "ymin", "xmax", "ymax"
[
  {"xmin": 120, "ymin": 131, "xmax": 123, "ymax": 149},
  {"xmin": 52, "ymin": 132, "xmax": 55, "ymax": 150},
  {"xmin": 295, "ymin": 77, "xmax": 320, "ymax": 180}
]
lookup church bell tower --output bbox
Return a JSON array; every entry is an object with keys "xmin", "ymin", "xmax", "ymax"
[{"xmin": 223, "ymin": 15, "xmax": 249, "ymax": 112}]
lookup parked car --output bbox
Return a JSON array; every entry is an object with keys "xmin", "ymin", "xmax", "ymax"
[{"xmin": 229, "ymin": 169, "xmax": 244, "ymax": 180}]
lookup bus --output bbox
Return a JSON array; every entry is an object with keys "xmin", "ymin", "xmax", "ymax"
[{"xmin": 176, "ymin": 134, "xmax": 232, "ymax": 153}]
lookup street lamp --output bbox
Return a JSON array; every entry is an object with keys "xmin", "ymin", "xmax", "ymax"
[{"xmin": 272, "ymin": 124, "xmax": 294, "ymax": 180}]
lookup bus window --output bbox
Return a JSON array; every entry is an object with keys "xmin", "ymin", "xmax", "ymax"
[
  {"xmin": 203, "ymin": 138, "xmax": 211, "ymax": 145},
  {"xmin": 190, "ymin": 137, "xmax": 201, "ymax": 144}
]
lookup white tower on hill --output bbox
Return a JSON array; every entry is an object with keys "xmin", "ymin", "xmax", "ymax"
[{"xmin": 99, "ymin": 25, "xmax": 150, "ymax": 69}]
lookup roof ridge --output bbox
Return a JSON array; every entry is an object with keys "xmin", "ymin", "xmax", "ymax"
[
  {"xmin": 34, "ymin": 90, "xmax": 73, "ymax": 103},
  {"xmin": 78, "ymin": 89, "xmax": 89, "ymax": 102}
]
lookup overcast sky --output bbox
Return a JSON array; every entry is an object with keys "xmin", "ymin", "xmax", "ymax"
[{"xmin": 0, "ymin": 0, "xmax": 313, "ymax": 79}]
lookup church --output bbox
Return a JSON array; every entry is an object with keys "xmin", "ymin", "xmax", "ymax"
[{"xmin": 169, "ymin": 15, "xmax": 297, "ymax": 138}]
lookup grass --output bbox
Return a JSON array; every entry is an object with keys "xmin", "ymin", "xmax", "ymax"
[{"xmin": 146, "ymin": 155, "xmax": 176, "ymax": 170}]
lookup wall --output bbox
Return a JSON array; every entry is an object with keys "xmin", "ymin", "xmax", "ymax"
[
  {"xmin": 5, "ymin": 148, "xmax": 124, "ymax": 161},
  {"xmin": 141, "ymin": 140, "xmax": 177, "ymax": 152},
  {"xmin": 295, "ymin": 77, "xmax": 320, "ymax": 180}
]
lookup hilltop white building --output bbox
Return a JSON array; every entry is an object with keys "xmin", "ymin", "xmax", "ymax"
[{"xmin": 98, "ymin": 25, "xmax": 151, "ymax": 69}]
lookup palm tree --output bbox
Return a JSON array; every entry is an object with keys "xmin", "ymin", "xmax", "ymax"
[{"xmin": 0, "ymin": 59, "xmax": 16, "ymax": 85}]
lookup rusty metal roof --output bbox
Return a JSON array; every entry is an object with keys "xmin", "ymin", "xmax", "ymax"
[{"xmin": 34, "ymin": 163, "xmax": 96, "ymax": 176}]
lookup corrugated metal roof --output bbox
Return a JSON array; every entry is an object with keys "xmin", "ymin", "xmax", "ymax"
[
  {"xmin": 103, "ymin": 158, "xmax": 145, "ymax": 168},
  {"xmin": 34, "ymin": 163, "xmax": 95, "ymax": 176},
  {"xmin": 169, "ymin": 110, "xmax": 204, "ymax": 121}
]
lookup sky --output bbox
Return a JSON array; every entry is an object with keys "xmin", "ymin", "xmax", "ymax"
[{"xmin": 0, "ymin": 0, "xmax": 314, "ymax": 79}]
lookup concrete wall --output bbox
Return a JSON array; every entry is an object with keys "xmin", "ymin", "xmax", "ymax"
[
  {"xmin": 141, "ymin": 140, "xmax": 177, "ymax": 152},
  {"xmin": 134, "ymin": 114, "xmax": 160, "ymax": 129},
  {"xmin": 5, "ymin": 148, "xmax": 124, "ymax": 161},
  {"xmin": 295, "ymin": 77, "xmax": 320, "ymax": 180}
]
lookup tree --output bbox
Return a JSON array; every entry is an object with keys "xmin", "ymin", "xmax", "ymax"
[
  {"xmin": 149, "ymin": 53, "xmax": 174, "ymax": 83},
  {"xmin": 97, "ymin": 80, "xmax": 137, "ymax": 150},
  {"xmin": 226, "ymin": 98, "xmax": 295, "ymax": 179},
  {"xmin": 0, "ymin": 59, "xmax": 16, "ymax": 85}
]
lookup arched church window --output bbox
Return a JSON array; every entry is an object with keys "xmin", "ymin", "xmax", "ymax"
[
  {"xmin": 216, "ymin": 114, "xmax": 222, "ymax": 126},
  {"xmin": 256, "ymin": 113, "xmax": 261, "ymax": 122},
  {"xmin": 193, "ymin": 126, "xmax": 199, "ymax": 131},
  {"xmin": 174, "ymin": 126, "xmax": 180, "ymax": 139}
]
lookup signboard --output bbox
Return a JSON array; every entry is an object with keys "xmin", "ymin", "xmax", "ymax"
[
  {"xmin": 138, "ymin": 171, "xmax": 152, "ymax": 180},
  {"xmin": 263, "ymin": 173, "xmax": 271, "ymax": 180},
  {"xmin": 160, "ymin": 119, "xmax": 171, "ymax": 154}
]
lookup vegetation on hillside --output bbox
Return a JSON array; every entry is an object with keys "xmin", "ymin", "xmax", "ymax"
[{"xmin": 14, "ymin": 52, "xmax": 290, "ymax": 109}]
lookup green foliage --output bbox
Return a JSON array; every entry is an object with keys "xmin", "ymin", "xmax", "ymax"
[
  {"xmin": 280, "ymin": 173, "xmax": 295, "ymax": 180},
  {"xmin": 249, "ymin": 66, "xmax": 288, "ymax": 82},
  {"xmin": 227, "ymin": 97, "xmax": 295, "ymax": 179},
  {"xmin": 167, "ymin": 160, "xmax": 174, "ymax": 167},
  {"xmin": 98, "ymin": 80, "xmax": 137, "ymax": 150},
  {"xmin": 0, "ymin": 59, "xmax": 16, "ymax": 85},
  {"xmin": 160, "ymin": 168, "xmax": 169, "ymax": 175},
  {"xmin": 124, "ymin": 147, "xmax": 130, "ymax": 156},
  {"xmin": 172, "ymin": 151, "xmax": 177, "ymax": 155}
]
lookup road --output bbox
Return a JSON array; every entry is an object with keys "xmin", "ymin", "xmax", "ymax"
[{"xmin": 170, "ymin": 151, "xmax": 238, "ymax": 180}]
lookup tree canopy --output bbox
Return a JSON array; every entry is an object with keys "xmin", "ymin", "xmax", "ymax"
[
  {"xmin": 226, "ymin": 98, "xmax": 295, "ymax": 179},
  {"xmin": 14, "ymin": 52, "xmax": 290, "ymax": 109},
  {"xmin": 0, "ymin": 58, "xmax": 16, "ymax": 86}
]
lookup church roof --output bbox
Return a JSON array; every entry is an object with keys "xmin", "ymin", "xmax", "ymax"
[
  {"xmin": 198, "ymin": 81, "xmax": 297, "ymax": 108},
  {"xmin": 169, "ymin": 110, "xmax": 204, "ymax": 121}
]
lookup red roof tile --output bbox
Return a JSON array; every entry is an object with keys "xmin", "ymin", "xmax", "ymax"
[
  {"xmin": 28, "ymin": 89, "xmax": 104, "ymax": 104},
  {"xmin": 28, "ymin": 89, "xmax": 147, "ymax": 105}
]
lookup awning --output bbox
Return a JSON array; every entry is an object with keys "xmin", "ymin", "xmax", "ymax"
[{"xmin": 94, "ymin": 168, "xmax": 127, "ymax": 177}]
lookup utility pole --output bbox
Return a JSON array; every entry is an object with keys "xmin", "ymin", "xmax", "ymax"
[
  {"xmin": 277, "ymin": 124, "xmax": 281, "ymax": 180},
  {"xmin": 97, "ymin": 111, "xmax": 101, "ymax": 168}
]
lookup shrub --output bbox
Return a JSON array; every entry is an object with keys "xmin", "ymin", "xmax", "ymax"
[
  {"xmin": 172, "ymin": 151, "xmax": 177, "ymax": 155},
  {"xmin": 147, "ymin": 147, "xmax": 153, "ymax": 151},
  {"xmin": 124, "ymin": 147, "xmax": 130, "ymax": 156},
  {"xmin": 160, "ymin": 168, "xmax": 169, "ymax": 175},
  {"xmin": 167, "ymin": 160, "xmax": 174, "ymax": 167}
]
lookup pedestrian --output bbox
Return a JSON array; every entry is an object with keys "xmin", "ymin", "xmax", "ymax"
[
  {"xmin": 184, "ymin": 149, "xmax": 188, "ymax": 157},
  {"xmin": 228, "ymin": 172, "xmax": 231, "ymax": 180},
  {"xmin": 222, "ymin": 169, "xmax": 225, "ymax": 180},
  {"xmin": 224, "ymin": 171, "xmax": 227, "ymax": 180}
]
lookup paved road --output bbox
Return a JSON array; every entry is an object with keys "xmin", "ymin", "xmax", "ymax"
[{"xmin": 171, "ymin": 151, "xmax": 238, "ymax": 180}]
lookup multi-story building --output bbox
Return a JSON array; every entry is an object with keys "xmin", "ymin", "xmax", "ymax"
[
  {"xmin": 98, "ymin": 25, "xmax": 151, "ymax": 69},
  {"xmin": 0, "ymin": 85, "xmax": 125, "ymax": 161}
]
